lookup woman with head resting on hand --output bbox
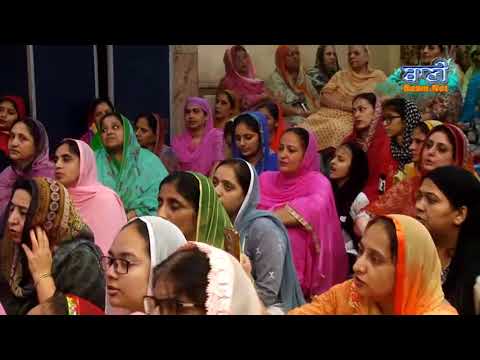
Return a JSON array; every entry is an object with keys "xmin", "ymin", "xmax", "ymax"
[{"xmin": 0, "ymin": 177, "xmax": 105, "ymax": 315}]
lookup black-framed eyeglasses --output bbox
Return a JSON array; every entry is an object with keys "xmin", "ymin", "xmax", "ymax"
[
  {"xmin": 101, "ymin": 256, "xmax": 134, "ymax": 275},
  {"xmin": 143, "ymin": 296, "xmax": 204, "ymax": 315},
  {"xmin": 383, "ymin": 116, "xmax": 402, "ymax": 125}
]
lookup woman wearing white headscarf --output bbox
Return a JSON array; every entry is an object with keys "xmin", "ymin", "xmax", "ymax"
[{"xmin": 103, "ymin": 216, "xmax": 187, "ymax": 314}]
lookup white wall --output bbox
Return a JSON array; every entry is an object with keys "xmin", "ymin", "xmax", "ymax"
[{"xmin": 198, "ymin": 45, "xmax": 400, "ymax": 88}]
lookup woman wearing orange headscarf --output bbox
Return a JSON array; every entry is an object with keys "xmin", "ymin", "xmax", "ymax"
[
  {"xmin": 265, "ymin": 45, "xmax": 319, "ymax": 126},
  {"xmin": 289, "ymin": 214, "xmax": 457, "ymax": 315}
]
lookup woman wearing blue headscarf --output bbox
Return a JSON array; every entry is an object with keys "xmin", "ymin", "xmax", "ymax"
[
  {"xmin": 212, "ymin": 158, "xmax": 305, "ymax": 313},
  {"xmin": 231, "ymin": 111, "xmax": 278, "ymax": 176}
]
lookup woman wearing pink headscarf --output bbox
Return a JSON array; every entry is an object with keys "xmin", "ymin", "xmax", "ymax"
[
  {"xmin": 53, "ymin": 139, "xmax": 127, "ymax": 254},
  {"xmin": 172, "ymin": 97, "xmax": 224, "ymax": 176},
  {"xmin": 258, "ymin": 128, "xmax": 348, "ymax": 300},
  {"xmin": 218, "ymin": 45, "xmax": 270, "ymax": 111}
]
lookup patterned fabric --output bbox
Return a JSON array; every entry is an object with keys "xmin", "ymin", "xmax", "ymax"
[
  {"xmin": 300, "ymin": 48, "xmax": 387, "ymax": 150},
  {"xmin": 306, "ymin": 46, "xmax": 340, "ymax": 93},
  {"xmin": 289, "ymin": 215, "xmax": 458, "ymax": 315},
  {"xmin": 190, "ymin": 172, "xmax": 233, "ymax": 249},
  {"xmin": 1, "ymin": 177, "xmax": 93, "ymax": 299},
  {"xmin": 66, "ymin": 294, "xmax": 104, "ymax": 315},
  {"xmin": 95, "ymin": 114, "xmax": 168, "ymax": 216},
  {"xmin": 192, "ymin": 242, "xmax": 263, "ymax": 315},
  {"xmin": 390, "ymin": 99, "xmax": 422, "ymax": 169}
]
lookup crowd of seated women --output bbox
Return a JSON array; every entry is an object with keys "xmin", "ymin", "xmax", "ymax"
[{"xmin": 0, "ymin": 44, "xmax": 479, "ymax": 315}]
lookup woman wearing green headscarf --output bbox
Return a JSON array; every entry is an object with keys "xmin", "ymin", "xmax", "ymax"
[
  {"xmin": 95, "ymin": 112, "xmax": 168, "ymax": 220},
  {"xmin": 157, "ymin": 171, "xmax": 233, "ymax": 249},
  {"xmin": 462, "ymin": 46, "xmax": 480, "ymax": 98}
]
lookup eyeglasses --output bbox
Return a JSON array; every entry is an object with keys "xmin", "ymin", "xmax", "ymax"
[
  {"xmin": 143, "ymin": 296, "xmax": 203, "ymax": 315},
  {"xmin": 383, "ymin": 116, "xmax": 402, "ymax": 125},
  {"xmin": 101, "ymin": 256, "xmax": 135, "ymax": 275}
]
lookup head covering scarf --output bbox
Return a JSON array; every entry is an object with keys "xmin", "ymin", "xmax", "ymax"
[
  {"xmin": 0, "ymin": 118, "xmax": 55, "ymax": 220},
  {"xmin": 425, "ymin": 166, "xmax": 480, "ymax": 315},
  {"xmin": 190, "ymin": 242, "xmax": 264, "ymax": 315},
  {"xmin": 0, "ymin": 96, "xmax": 27, "ymax": 122},
  {"xmin": 232, "ymin": 160, "xmax": 305, "ymax": 310},
  {"xmin": 259, "ymin": 130, "xmax": 348, "ymax": 297},
  {"xmin": 189, "ymin": 172, "xmax": 233, "ymax": 249},
  {"xmin": 0, "ymin": 177, "xmax": 93, "ymax": 299},
  {"xmin": 388, "ymin": 99, "xmax": 422, "ymax": 168},
  {"xmin": 366, "ymin": 123, "xmax": 476, "ymax": 217},
  {"xmin": 344, "ymin": 93, "xmax": 398, "ymax": 202},
  {"xmin": 65, "ymin": 294, "xmax": 105, "ymax": 315},
  {"xmin": 460, "ymin": 72, "xmax": 480, "ymax": 123},
  {"xmin": 95, "ymin": 114, "xmax": 168, "ymax": 216},
  {"xmin": 293, "ymin": 214, "xmax": 457, "ymax": 315},
  {"xmin": 220, "ymin": 46, "xmax": 266, "ymax": 111},
  {"xmin": 232, "ymin": 111, "xmax": 278, "ymax": 175},
  {"xmin": 106, "ymin": 216, "xmax": 187, "ymax": 315},
  {"xmin": 172, "ymin": 97, "xmax": 224, "ymax": 176},
  {"xmin": 64, "ymin": 139, "xmax": 127, "ymax": 254},
  {"xmin": 275, "ymin": 45, "xmax": 317, "ymax": 109}
]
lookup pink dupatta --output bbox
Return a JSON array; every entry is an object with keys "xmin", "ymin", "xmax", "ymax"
[
  {"xmin": 172, "ymin": 97, "xmax": 224, "ymax": 176},
  {"xmin": 258, "ymin": 131, "xmax": 348, "ymax": 298},
  {"xmin": 66, "ymin": 140, "xmax": 127, "ymax": 254},
  {"xmin": 219, "ymin": 46, "xmax": 266, "ymax": 111}
]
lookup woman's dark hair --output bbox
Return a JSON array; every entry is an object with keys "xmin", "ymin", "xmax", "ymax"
[
  {"xmin": 100, "ymin": 112, "xmax": 124, "ymax": 131},
  {"xmin": 121, "ymin": 218, "xmax": 150, "ymax": 254},
  {"xmin": 11, "ymin": 118, "xmax": 43, "ymax": 155},
  {"xmin": 256, "ymin": 101, "xmax": 279, "ymax": 121},
  {"xmin": 217, "ymin": 90, "xmax": 236, "ymax": 110},
  {"xmin": 43, "ymin": 291, "xmax": 69, "ymax": 315},
  {"xmin": 366, "ymin": 216, "xmax": 398, "ymax": 262},
  {"xmin": 223, "ymin": 121, "xmax": 235, "ymax": 142},
  {"xmin": 424, "ymin": 165, "xmax": 480, "ymax": 315},
  {"xmin": 427, "ymin": 125, "xmax": 457, "ymax": 161},
  {"xmin": 283, "ymin": 128, "xmax": 309, "ymax": 152},
  {"xmin": 315, "ymin": 45, "xmax": 340, "ymax": 76},
  {"xmin": 382, "ymin": 98, "xmax": 406, "ymax": 122},
  {"xmin": 152, "ymin": 247, "xmax": 210, "ymax": 311},
  {"xmin": 159, "ymin": 172, "xmax": 200, "ymax": 213},
  {"xmin": 55, "ymin": 139, "xmax": 80, "ymax": 158},
  {"xmin": 233, "ymin": 113, "xmax": 260, "ymax": 136},
  {"xmin": 331, "ymin": 142, "xmax": 369, "ymax": 212},
  {"xmin": 353, "ymin": 92, "xmax": 377, "ymax": 108},
  {"xmin": 135, "ymin": 113, "xmax": 158, "ymax": 134},
  {"xmin": 215, "ymin": 159, "xmax": 251, "ymax": 196},
  {"xmin": 90, "ymin": 98, "xmax": 114, "ymax": 116},
  {"xmin": 416, "ymin": 121, "xmax": 431, "ymax": 136}
]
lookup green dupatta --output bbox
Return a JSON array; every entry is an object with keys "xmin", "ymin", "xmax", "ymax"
[
  {"xmin": 95, "ymin": 114, "xmax": 168, "ymax": 216},
  {"xmin": 189, "ymin": 172, "xmax": 233, "ymax": 249}
]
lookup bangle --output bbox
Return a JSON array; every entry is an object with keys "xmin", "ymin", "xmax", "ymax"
[{"xmin": 34, "ymin": 273, "xmax": 52, "ymax": 288}]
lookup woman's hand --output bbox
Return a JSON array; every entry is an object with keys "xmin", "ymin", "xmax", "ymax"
[
  {"xmin": 22, "ymin": 227, "xmax": 53, "ymax": 284},
  {"xmin": 240, "ymin": 254, "xmax": 253, "ymax": 280}
]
